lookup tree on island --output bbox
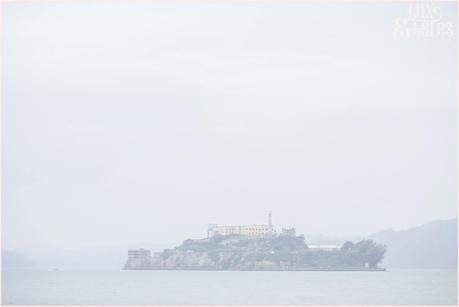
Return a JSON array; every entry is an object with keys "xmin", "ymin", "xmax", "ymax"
[
  {"xmin": 340, "ymin": 241, "xmax": 355, "ymax": 252},
  {"xmin": 360, "ymin": 240, "xmax": 386, "ymax": 268}
]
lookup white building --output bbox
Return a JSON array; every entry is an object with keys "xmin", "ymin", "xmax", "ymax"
[
  {"xmin": 127, "ymin": 248, "xmax": 151, "ymax": 260},
  {"xmin": 208, "ymin": 212, "xmax": 276, "ymax": 237},
  {"xmin": 307, "ymin": 244, "xmax": 341, "ymax": 251}
]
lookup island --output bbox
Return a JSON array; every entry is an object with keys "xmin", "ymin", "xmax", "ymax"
[
  {"xmin": 123, "ymin": 235, "xmax": 386, "ymax": 271},
  {"xmin": 123, "ymin": 213, "xmax": 386, "ymax": 271}
]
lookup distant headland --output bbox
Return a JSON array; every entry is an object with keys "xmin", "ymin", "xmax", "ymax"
[{"xmin": 123, "ymin": 213, "xmax": 387, "ymax": 271}]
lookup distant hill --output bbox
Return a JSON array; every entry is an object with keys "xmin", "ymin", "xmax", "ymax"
[
  {"xmin": 4, "ymin": 220, "xmax": 456, "ymax": 270},
  {"xmin": 2, "ymin": 250, "xmax": 35, "ymax": 269},
  {"xmin": 13, "ymin": 243, "xmax": 173, "ymax": 270},
  {"xmin": 368, "ymin": 219, "xmax": 457, "ymax": 269}
]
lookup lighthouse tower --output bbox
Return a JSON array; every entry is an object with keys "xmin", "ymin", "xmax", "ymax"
[{"xmin": 268, "ymin": 211, "xmax": 272, "ymax": 229}]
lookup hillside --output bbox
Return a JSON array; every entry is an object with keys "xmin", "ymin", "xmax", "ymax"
[
  {"xmin": 2, "ymin": 250, "xmax": 35, "ymax": 269},
  {"xmin": 369, "ymin": 219, "xmax": 457, "ymax": 269}
]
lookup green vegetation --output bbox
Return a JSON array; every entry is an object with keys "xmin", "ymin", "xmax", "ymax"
[{"xmin": 160, "ymin": 234, "xmax": 386, "ymax": 270}]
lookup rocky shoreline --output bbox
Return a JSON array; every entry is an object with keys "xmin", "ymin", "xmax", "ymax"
[
  {"xmin": 125, "ymin": 267, "xmax": 386, "ymax": 271},
  {"xmin": 123, "ymin": 234, "xmax": 387, "ymax": 271}
]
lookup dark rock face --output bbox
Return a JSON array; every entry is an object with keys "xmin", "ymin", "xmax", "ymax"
[{"xmin": 123, "ymin": 235, "xmax": 386, "ymax": 270}]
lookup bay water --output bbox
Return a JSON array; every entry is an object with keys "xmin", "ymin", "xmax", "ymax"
[{"xmin": 2, "ymin": 268, "xmax": 457, "ymax": 305}]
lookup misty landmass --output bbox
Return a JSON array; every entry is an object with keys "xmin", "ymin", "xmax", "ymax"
[
  {"xmin": 123, "ymin": 235, "xmax": 386, "ymax": 271},
  {"xmin": 368, "ymin": 219, "xmax": 457, "ymax": 269},
  {"xmin": 303, "ymin": 219, "xmax": 458, "ymax": 269},
  {"xmin": 2, "ymin": 250, "xmax": 35, "ymax": 269},
  {"xmin": 3, "ymin": 219, "xmax": 457, "ymax": 270}
]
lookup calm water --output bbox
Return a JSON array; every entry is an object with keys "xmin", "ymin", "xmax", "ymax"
[{"xmin": 2, "ymin": 268, "xmax": 457, "ymax": 305}]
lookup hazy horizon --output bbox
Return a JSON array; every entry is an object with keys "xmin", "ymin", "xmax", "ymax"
[
  {"xmin": 3, "ymin": 216, "xmax": 456, "ymax": 252},
  {"xmin": 2, "ymin": 1, "xmax": 457, "ymax": 252}
]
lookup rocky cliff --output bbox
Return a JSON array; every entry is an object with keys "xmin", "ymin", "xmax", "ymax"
[{"xmin": 123, "ymin": 234, "xmax": 386, "ymax": 271}]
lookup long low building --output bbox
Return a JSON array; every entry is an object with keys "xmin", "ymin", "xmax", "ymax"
[
  {"xmin": 208, "ymin": 212, "xmax": 275, "ymax": 237},
  {"xmin": 208, "ymin": 224, "xmax": 275, "ymax": 237},
  {"xmin": 307, "ymin": 244, "xmax": 341, "ymax": 251}
]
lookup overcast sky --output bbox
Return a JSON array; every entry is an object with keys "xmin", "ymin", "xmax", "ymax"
[{"xmin": 2, "ymin": 1, "xmax": 457, "ymax": 251}]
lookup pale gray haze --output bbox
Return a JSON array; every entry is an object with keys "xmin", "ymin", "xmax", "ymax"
[{"xmin": 2, "ymin": 1, "xmax": 457, "ymax": 256}]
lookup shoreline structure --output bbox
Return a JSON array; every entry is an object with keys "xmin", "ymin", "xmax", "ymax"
[{"xmin": 123, "ymin": 213, "xmax": 387, "ymax": 271}]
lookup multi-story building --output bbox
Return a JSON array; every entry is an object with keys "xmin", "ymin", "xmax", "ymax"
[
  {"xmin": 307, "ymin": 244, "xmax": 341, "ymax": 251},
  {"xmin": 207, "ymin": 212, "xmax": 276, "ymax": 237},
  {"xmin": 124, "ymin": 248, "xmax": 154, "ymax": 270},
  {"xmin": 127, "ymin": 248, "xmax": 151, "ymax": 260}
]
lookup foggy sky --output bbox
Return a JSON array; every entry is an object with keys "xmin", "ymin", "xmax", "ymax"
[{"xmin": 2, "ymin": 1, "xmax": 457, "ymax": 250}]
